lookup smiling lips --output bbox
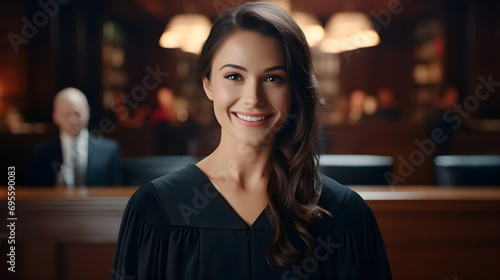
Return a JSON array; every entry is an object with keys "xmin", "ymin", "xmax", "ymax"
[{"xmin": 233, "ymin": 112, "xmax": 272, "ymax": 127}]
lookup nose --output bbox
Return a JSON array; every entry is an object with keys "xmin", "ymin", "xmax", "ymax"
[{"xmin": 241, "ymin": 79, "xmax": 265, "ymax": 107}]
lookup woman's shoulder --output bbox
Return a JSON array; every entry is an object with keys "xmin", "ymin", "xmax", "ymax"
[
  {"xmin": 318, "ymin": 175, "xmax": 372, "ymax": 230},
  {"xmin": 149, "ymin": 163, "xmax": 211, "ymax": 203},
  {"xmin": 126, "ymin": 164, "xmax": 204, "ymax": 218},
  {"xmin": 148, "ymin": 164, "xmax": 218, "ymax": 226},
  {"xmin": 121, "ymin": 181, "xmax": 172, "ymax": 235},
  {"xmin": 319, "ymin": 175, "xmax": 369, "ymax": 212}
]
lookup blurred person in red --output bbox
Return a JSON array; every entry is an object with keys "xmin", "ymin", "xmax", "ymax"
[
  {"xmin": 151, "ymin": 87, "xmax": 175, "ymax": 123},
  {"xmin": 152, "ymin": 87, "xmax": 195, "ymax": 155}
]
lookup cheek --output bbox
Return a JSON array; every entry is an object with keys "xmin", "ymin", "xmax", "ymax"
[
  {"xmin": 212, "ymin": 83, "xmax": 238, "ymax": 111},
  {"xmin": 270, "ymin": 89, "xmax": 292, "ymax": 113},
  {"xmin": 61, "ymin": 117, "xmax": 71, "ymax": 126}
]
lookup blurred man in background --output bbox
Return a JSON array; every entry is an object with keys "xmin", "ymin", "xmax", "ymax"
[{"xmin": 28, "ymin": 87, "xmax": 122, "ymax": 187}]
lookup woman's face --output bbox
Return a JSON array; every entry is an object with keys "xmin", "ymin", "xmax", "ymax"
[{"xmin": 203, "ymin": 30, "xmax": 291, "ymax": 148}]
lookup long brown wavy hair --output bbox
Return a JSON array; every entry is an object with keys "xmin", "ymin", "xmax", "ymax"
[{"xmin": 195, "ymin": 2, "xmax": 330, "ymax": 267}]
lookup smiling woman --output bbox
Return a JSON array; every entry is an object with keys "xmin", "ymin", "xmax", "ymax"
[{"xmin": 112, "ymin": 2, "xmax": 391, "ymax": 279}]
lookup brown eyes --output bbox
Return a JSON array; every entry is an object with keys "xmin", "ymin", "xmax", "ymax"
[
  {"xmin": 225, "ymin": 73, "xmax": 242, "ymax": 81},
  {"xmin": 224, "ymin": 74, "xmax": 284, "ymax": 84},
  {"xmin": 265, "ymin": 75, "xmax": 283, "ymax": 83}
]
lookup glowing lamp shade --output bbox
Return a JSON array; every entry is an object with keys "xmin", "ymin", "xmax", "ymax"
[
  {"xmin": 159, "ymin": 14, "xmax": 212, "ymax": 54},
  {"xmin": 292, "ymin": 12, "xmax": 324, "ymax": 47},
  {"xmin": 320, "ymin": 12, "xmax": 380, "ymax": 53}
]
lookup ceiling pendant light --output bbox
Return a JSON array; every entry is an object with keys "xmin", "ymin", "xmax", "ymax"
[
  {"xmin": 320, "ymin": 12, "xmax": 380, "ymax": 53},
  {"xmin": 159, "ymin": 14, "xmax": 212, "ymax": 54}
]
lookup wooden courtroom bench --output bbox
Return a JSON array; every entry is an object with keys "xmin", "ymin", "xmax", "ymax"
[{"xmin": 1, "ymin": 186, "xmax": 499, "ymax": 280}]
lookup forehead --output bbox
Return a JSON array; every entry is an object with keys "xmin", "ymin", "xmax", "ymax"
[
  {"xmin": 54, "ymin": 93, "xmax": 88, "ymax": 113},
  {"xmin": 212, "ymin": 30, "xmax": 286, "ymax": 70}
]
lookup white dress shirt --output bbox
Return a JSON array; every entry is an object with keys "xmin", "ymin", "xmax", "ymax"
[{"xmin": 57, "ymin": 129, "xmax": 89, "ymax": 188}]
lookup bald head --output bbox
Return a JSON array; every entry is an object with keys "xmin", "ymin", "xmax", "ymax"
[{"xmin": 52, "ymin": 87, "xmax": 90, "ymax": 137}]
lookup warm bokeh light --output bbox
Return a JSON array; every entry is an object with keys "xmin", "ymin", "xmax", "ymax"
[
  {"xmin": 413, "ymin": 62, "xmax": 443, "ymax": 84},
  {"xmin": 320, "ymin": 12, "xmax": 380, "ymax": 53},
  {"xmin": 159, "ymin": 14, "xmax": 212, "ymax": 54},
  {"xmin": 292, "ymin": 12, "xmax": 324, "ymax": 47},
  {"xmin": 363, "ymin": 95, "xmax": 378, "ymax": 115}
]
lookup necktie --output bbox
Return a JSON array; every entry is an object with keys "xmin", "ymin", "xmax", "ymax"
[{"xmin": 73, "ymin": 141, "xmax": 86, "ymax": 186}]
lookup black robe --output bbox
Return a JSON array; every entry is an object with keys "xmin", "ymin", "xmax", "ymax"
[{"xmin": 112, "ymin": 164, "xmax": 391, "ymax": 280}]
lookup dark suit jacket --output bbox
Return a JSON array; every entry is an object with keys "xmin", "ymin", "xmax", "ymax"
[{"xmin": 28, "ymin": 134, "xmax": 123, "ymax": 186}]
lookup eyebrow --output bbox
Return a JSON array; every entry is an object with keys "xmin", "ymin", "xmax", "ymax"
[{"xmin": 219, "ymin": 64, "xmax": 286, "ymax": 73}]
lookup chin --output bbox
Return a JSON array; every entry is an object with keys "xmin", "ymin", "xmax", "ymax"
[
  {"xmin": 238, "ymin": 130, "xmax": 276, "ymax": 148},
  {"xmin": 69, "ymin": 130, "xmax": 81, "ymax": 137}
]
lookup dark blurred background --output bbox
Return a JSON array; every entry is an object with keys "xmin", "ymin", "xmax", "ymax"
[{"xmin": 1, "ymin": 0, "xmax": 499, "ymax": 185}]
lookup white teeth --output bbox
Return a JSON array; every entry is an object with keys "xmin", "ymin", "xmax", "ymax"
[{"xmin": 235, "ymin": 113, "xmax": 269, "ymax": 122}]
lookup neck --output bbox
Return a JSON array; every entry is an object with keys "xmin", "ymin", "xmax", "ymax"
[
  {"xmin": 60, "ymin": 128, "xmax": 88, "ymax": 140},
  {"xmin": 198, "ymin": 133, "xmax": 274, "ymax": 191}
]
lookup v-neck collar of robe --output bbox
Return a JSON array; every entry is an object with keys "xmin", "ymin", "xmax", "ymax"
[{"xmin": 152, "ymin": 164, "xmax": 272, "ymax": 230}]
